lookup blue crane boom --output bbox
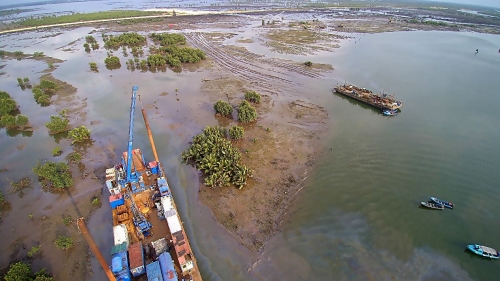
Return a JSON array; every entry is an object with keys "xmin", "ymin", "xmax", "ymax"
[{"xmin": 126, "ymin": 86, "xmax": 139, "ymax": 183}]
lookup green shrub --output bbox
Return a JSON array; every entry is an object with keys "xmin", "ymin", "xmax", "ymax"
[
  {"xmin": 0, "ymin": 92, "xmax": 17, "ymax": 117},
  {"xmin": 37, "ymin": 94, "xmax": 51, "ymax": 106},
  {"xmin": 237, "ymin": 100, "xmax": 257, "ymax": 123},
  {"xmin": 68, "ymin": 125, "xmax": 91, "ymax": 144},
  {"xmin": 214, "ymin": 100, "xmax": 233, "ymax": 117},
  {"xmin": 85, "ymin": 35, "xmax": 96, "ymax": 44},
  {"xmin": 228, "ymin": 125, "xmax": 244, "ymax": 140},
  {"xmin": 54, "ymin": 235, "xmax": 73, "ymax": 251},
  {"xmin": 33, "ymin": 161, "xmax": 73, "ymax": 190},
  {"xmin": 104, "ymin": 56, "xmax": 121, "ymax": 66},
  {"xmin": 45, "ymin": 112, "xmax": 70, "ymax": 134},
  {"xmin": 52, "ymin": 147, "xmax": 62, "ymax": 156},
  {"xmin": 23, "ymin": 77, "xmax": 30, "ymax": 83},
  {"xmin": 0, "ymin": 114, "xmax": 16, "ymax": 128},
  {"xmin": 14, "ymin": 51, "xmax": 23, "ymax": 56},
  {"xmin": 62, "ymin": 215, "xmax": 72, "ymax": 225},
  {"xmin": 33, "ymin": 51, "xmax": 44, "ymax": 57},
  {"xmin": 91, "ymin": 197, "xmax": 101, "ymax": 206},
  {"xmin": 32, "ymin": 88, "xmax": 43, "ymax": 100},
  {"xmin": 89, "ymin": 62, "xmax": 98, "ymax": 71},
  {"xmin": 84, "ymin": 43, "xmax": 90, "ymax": 52},
  {"xmin": 244, "ymin": 91, "xmax": 261, "ymax": 103},
  {"xmin": 39, "ymin": 79, "xmax": 57, "ymax": 92},
  {"xmin": 150, "ymin": 33, "xmax": 186, "ymax": 46},
  {"xmin": 181, "ymin": 126, "xmax": 253, "ymax": 189},
  {"xmin": 15, "ymin": 114, "xmax": 29, "ymax": 128},
  {"xmin": 304, "ymin": 61, "xmax": 313, "ymax": 67},
  {"xmin": 104, "ymin": 32, "xmax": 146, "ymax": 49},
  {"xmin": 17, "ymin": 77, "xmax": 24, "ymax": 86}
]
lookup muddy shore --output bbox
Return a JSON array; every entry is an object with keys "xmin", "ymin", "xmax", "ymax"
[{"xmin": 1, "ymin": 4, "xmax": 500, "ymax": 280}]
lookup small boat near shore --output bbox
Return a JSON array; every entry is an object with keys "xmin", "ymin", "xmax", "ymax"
[
  {"xmin": 421, "ymin": 201, "xmax": 444, "ymax": 210},
  {"xmin": 382, "ymin": 109, "xmax": 398, "ymax": 116},
  {"xmin": 430, "ymin": 197, "xmax": 454, "ymax": 209},
  {"xmin": 467, "ymin": 244, "xmax": 500, "ymax": 259}
]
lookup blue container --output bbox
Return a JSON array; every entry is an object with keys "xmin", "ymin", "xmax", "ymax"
[
  {"xmin": 111, "ymin": 251, "xmax": 131, "ymax": 281},
  {"xmin": 151, "ymin": 166, "xmax": 159, "ymax": 175},
  {"xmin": 109, "ymin": 194, "xmax": 125, "ymax": 209},
  {"xmin": 159, "ymin": 252, "xmax": 178, "ymax": 281},
  {"xmin": 146, "ymin": 261, "xmax": 163, "ymax": 281}
]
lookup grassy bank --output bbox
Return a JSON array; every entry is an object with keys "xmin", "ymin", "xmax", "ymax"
[{"xmin": 12, "ymin": 10, "xmax": 165, "ymax": 28}]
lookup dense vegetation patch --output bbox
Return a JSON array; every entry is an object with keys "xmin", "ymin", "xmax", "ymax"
[
  {"xmin": 89, "ymin": 62, "xmax": 98, "ymax": 71},
  {"xmin": 237, "ymin": 100, "xmax": 257, "ymax": 123},
  {"xmin": 33, "ymin": 161, "xmax": 73, "ymax": 190},
  {"xmin": 181, "ymin": 126, "xmax": 252, "ymax": 189},
  {"xmin": 0, "ymin": 114, "xmax": 30, "ymax": 130},
  {"xmin": 214, "ymin": 100, "xmax": 233, "ymax": 117},
  {"xmin": 150, "ymin": 33, "xmax": 186, "ymax": 46},
  {"xmin": 244, "ymin": 91, "xmax": 261, "ymax": 103},
  {"xmin": 3, "ymin": 261, "xmax": 54, "ymax": 281},
  {"xmin": 104, "ymin": 32, "xmax": 146, "ymax": 49},
  {"xmin": 13, "ymin": 10, "xmax": 162, "ymax": 28}
]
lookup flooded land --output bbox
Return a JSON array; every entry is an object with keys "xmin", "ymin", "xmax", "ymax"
[{"xmin": 1, "ymin": 1, "xmax": 500, "ymax": 280}]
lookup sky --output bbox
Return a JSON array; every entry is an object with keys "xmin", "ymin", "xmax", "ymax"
[{"xmin": 0, "ymin": 0, "xmax": 499, "ymax": 9}]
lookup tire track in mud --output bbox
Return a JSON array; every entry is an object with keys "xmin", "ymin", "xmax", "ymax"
[
  {"xmin": 185, "ymin": 32, "xmax": 324, "ymax": 95},
  {"xmin": 186, "ymin": 32, "xmax": 292, "ymax": 94}
]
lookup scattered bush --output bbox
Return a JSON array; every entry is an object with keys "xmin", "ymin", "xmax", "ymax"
[
  {"xmin": 66, "ymin": 151, "xmax": 82, "ymax": 163},
  {"xmin": 91, "ymin": 42, "xmax": 99, "ymax": 50},
  {"xmin": 104, "ymin": 56, "xmax": 121, "ymax": 67},
  {"xmin": 244, "ymin": 90, "xmax": 261, "ymax": 103},
  {"xmin": 17, "ymin": 77, "xmax": 24, "ymax": 86},
  {"xmin": 181, "ymin": 126, "xmax": 253, "ymax": 188},
  {"xmin": 228, "ymin": 125, "xmax": 244, "ymax": 140},
  {"xmin": 10, "ymin": 177, "xmax": 32, "ymax": 196},
  {"xmin": 89, "ymin": 62, "xmax": 98, "ymax": 71},
  {"xmin": 68, "ymin": 125, "xmax": 91, "ymax": 144},
  {"xmin": 33, "ymin": 51, "xmax": 44, "ymax": 57},
  {"xmin": 45, "ymin": 111, "xmax": 70, "ymax": 134},
  {"xmin": 27, "ymin": 245, "xmax": 41, "ymax": 258},
  {"xmin": 91, "ymin": 197, "xmax": 101, "ymax": 206},
  {"xmin": 304, "ymin": 61, "xmax": 313, "ymax": 67},
  {"xmin": 33, "ymin": 161, "xmax": 73, "ymax": 190},
  {"xmin": 0, "ymin": 191, "xmax": 6, "ymax": 208},
  {"xmin": 85, "ymin": 35, "xmax": 96, "ymax": 44},
  {"xmin": 147, "ymin": 54, "xmax": 166, "ymax": 67},
  {"xmin": 14, "ymin": 50, "xmax": 23, "ymax": 56},
  {"xmin": 52, "ymin": 147, "xmax": 62, "ymax": 156},
  {"xmin": 237, "ymin": 100, "xmax": 257, "ymax": 123},
  {"xmin": 39, "ymin": 80, "xmax": 57, "ymax": 92},
  {"xmin": 54, "ymin": 235, "xmax": 73, "ymax": 251},
  {"xmin": 23, "ymin": 77, "xmax": 30, "ymax": 83},
  {"xmin": 83, "ymin": 43, "xmax": 91, "ymax": 52},
  {"xmin": 62, "ymin": 215, "xmax": 72, "ymax": 226},
  {"xmin": 214, "ymin": 100, "xmax": 233, "ymax": 117}
]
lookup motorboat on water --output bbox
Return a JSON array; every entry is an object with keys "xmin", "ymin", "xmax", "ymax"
[
  {"xmin": 382, "ymin": 109, "xmax": 398, "ymax": 116},
  {"xmin": 420, "ymin": 201, "xmax": 444, "ymax": 210},
  {"xmin": 467, "ymin": 244, "xmax": 500, "ymax": 259},
  {"xmin": 430, "ymin": 197, "xmax": 454, "ymax": 209}
]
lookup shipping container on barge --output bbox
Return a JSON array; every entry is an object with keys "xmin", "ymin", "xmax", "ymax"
[
  {"xmin": 333, "ymin": 83, "xmax": 403, "ymax": 111},
  {"xmin": 105, "ymin": 86, "xmax": 201, "ymax": 281}
]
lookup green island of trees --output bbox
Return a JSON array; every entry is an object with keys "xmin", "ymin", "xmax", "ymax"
[
  {"xmin": 237, "ymin": 100, "xmax": 258, "ymax": 123},
  {"xmin": 104, "ymin": 56, "xmax": 121, "ymax": 68},
  {"xmin": 150, "ymin": 33, "xmax": 186, "ymax": 45},
  {"xmin": 244, "ymin": 90, "xmax": 261, "ymax": 103},
  {"xmin": 33, "ymin": 160, "xmax": 73, "ymax": 190},
  {"xmin": 45, "ymin": 111, "xmax": 70, "ymax": 135},
  {"xmin": 31, "ymin": 79, "xmax": 57, "ymax": 106},
  {"xmin": 3, "ymin": 261, "xmax": 54, "ymax": 281},
  {"xmin": 214, "ymin": 100, "xmax": 233, "ymax": 117},
  {"xmin": 104, "ymin": 32, "xmax": 146, "ymax": 49},
  {"xmin": 181, "ymin": 126, "xmax": 252, "ymax": 189},
  {"xmin": 0, "ymin": 90, "xmax": 18, "ymax": 117},
  {"xmin": 12, "ymin": 10, "xmax": 163, "ymax": 28}
]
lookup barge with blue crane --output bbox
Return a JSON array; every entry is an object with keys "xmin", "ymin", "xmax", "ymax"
[{"xmin": 104, "ymin": 86, "xmax": 202, "ymax": 281}]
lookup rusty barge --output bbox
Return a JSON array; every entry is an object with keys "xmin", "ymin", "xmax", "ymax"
[
  {"xmin": 105, "ymin": 86, "xmax": 202, "ymax": 281},
  {"xmin": 334, "ymin": 83, "xmax": 403, "ymax": 111}
]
